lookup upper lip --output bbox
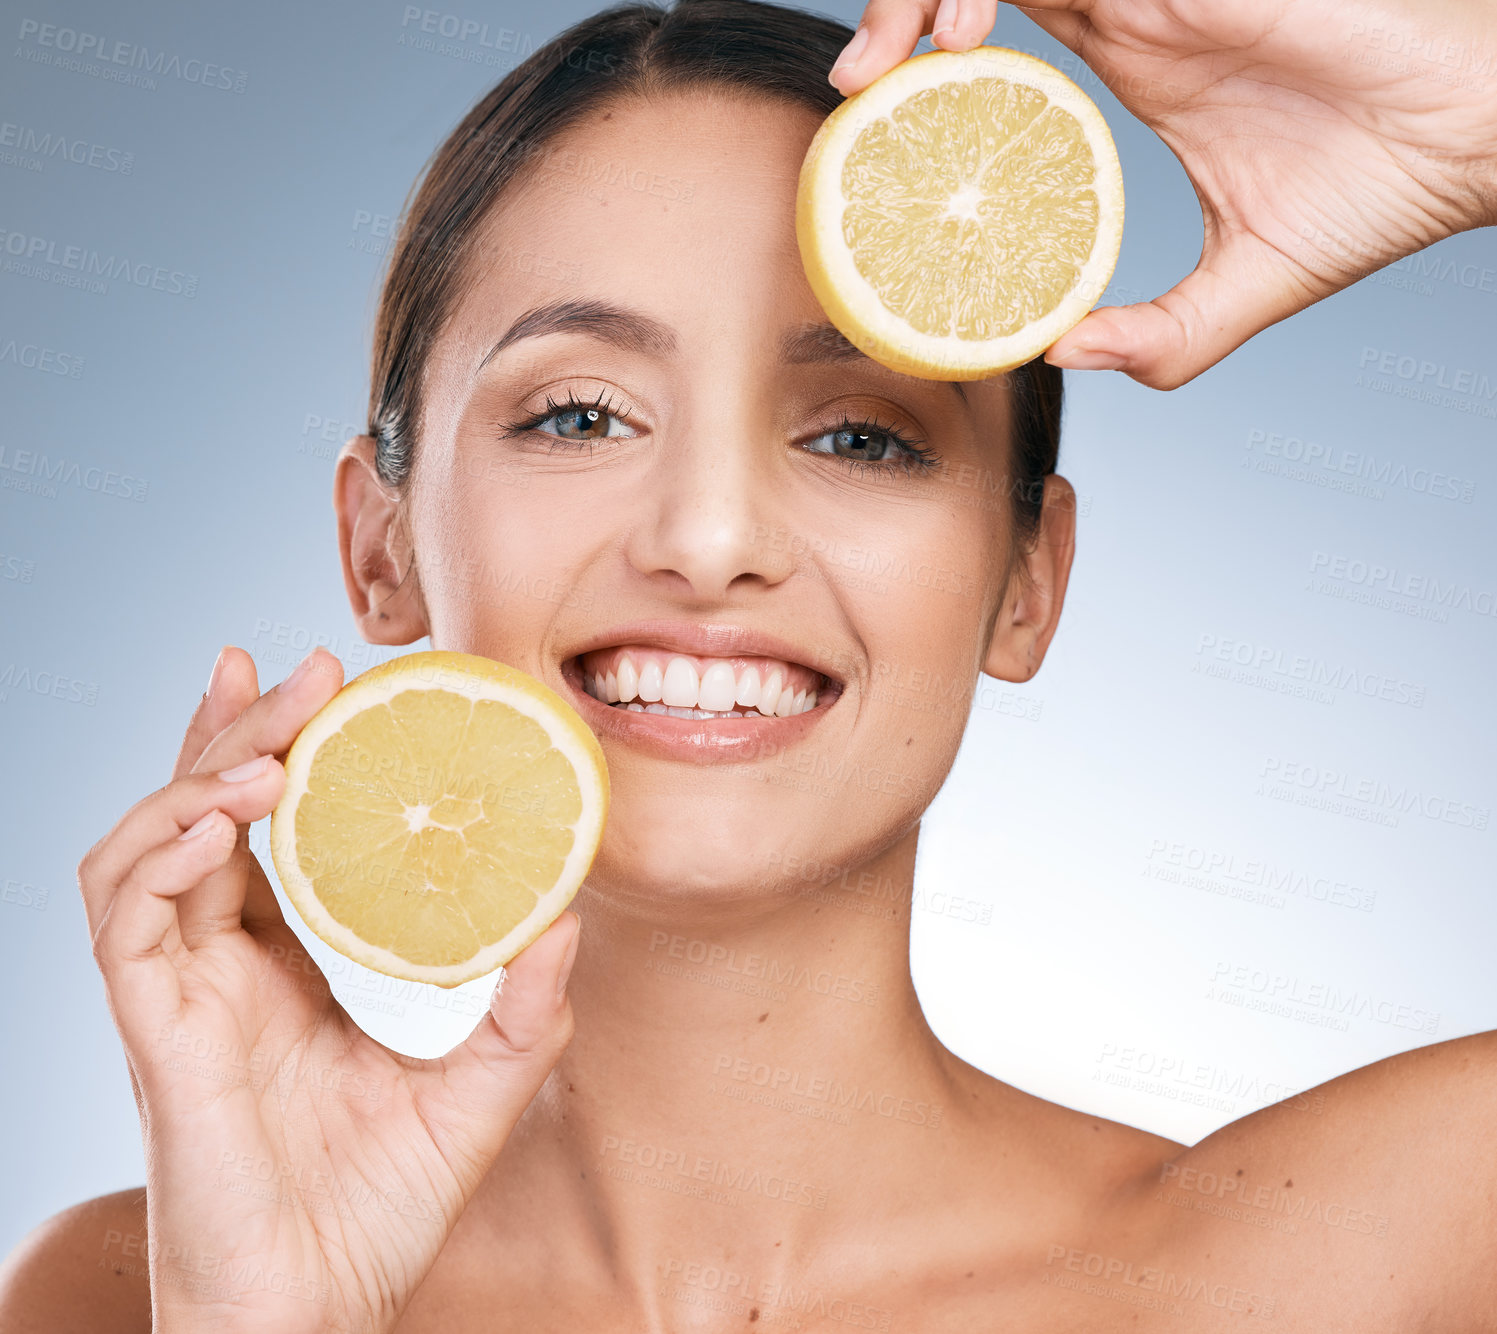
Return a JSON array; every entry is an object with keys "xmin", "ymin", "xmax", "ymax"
[{"xmin": 564, "ymin": 619, "xmax": 846, "ymax": 688}]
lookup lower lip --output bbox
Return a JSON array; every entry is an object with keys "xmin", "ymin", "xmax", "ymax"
[{"xmin": 559, "ymin": 657, "xmax": 838, "ymax": 764}]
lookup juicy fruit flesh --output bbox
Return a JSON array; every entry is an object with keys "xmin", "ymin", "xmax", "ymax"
[
  {"xmin": 294, "ymin": 686, "xmax": 579, "ymax": 969},
  {"xmin": 841, "ymin": 77, "xmax": 1098, "ymax": 340}
]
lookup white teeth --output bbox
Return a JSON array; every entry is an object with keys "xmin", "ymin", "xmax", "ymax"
[
  {"xmin": 637, "ymin": 659, "xmax": 664, "ymax": 703},
  {"xmin": 585, "ymin": 651, "xmax": 828, "ymax": 718},
  {"xmin": 698, "ymin": 660, "xmax": 738, "ymax": 712},
  {"xmin": 617, "ymin": 655, "xmax": 639, "ymax": 702},
  {"xmin": 661, "ymin": 656, "xmax": 698, "ymax": 707},
  {"xmin": 735, "ymin": 665, "xmax": 761, "ymax": 710},
  {"xmin": 759, "ymin": 669, "xmax": 783, "ymax": 717}
]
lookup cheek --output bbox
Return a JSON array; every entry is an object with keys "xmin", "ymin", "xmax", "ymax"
[{"xmin": 410, "ymin": 464, "xmax": 588, "ymax": 646}]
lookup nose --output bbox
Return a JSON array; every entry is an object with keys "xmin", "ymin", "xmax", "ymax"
[{"xmin": 623, "ymin": 402, "xmax": 796, "ymax": 602}]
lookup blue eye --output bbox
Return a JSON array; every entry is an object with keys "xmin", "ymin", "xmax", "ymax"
[
  {"xmin": 504, "ymin": 390, "xmax": 638, "ymax": 442},
  {"xmin": 802, "ymin": 417, "xmax": 938, "ymax": 476}
]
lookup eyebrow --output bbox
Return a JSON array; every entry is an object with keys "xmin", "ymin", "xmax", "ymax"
[
  {"xmin": 476, "ymin": 298, "xmax": 969, "ymax": 405},
  {"xmin": 779, "ymin": 320, "xmax": 968, "ymax": 405}
]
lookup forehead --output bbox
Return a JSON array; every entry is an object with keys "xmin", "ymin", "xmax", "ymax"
[{"xmin": 447, "ymin": 90, "xmax": 821, "ymax": 349}]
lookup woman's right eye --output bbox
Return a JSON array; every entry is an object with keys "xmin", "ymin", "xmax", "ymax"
[{"xmin": 508, "ymin": 392, "xmax": 639, "ymax": 443}]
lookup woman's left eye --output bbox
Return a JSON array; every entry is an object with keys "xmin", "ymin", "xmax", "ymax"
[{"xmin": 802, "ymin": 420, "xmax": 936, "ymax": 474}]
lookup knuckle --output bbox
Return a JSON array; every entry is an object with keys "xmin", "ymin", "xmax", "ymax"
[{"xmin": 75, "ymin": 842, "xmax": 101, "ymax": 887}]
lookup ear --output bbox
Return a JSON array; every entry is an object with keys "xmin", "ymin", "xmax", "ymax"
[
  {"xmin": 333, "ymin": 435, "xmax": 429, "ymax": 645},
  {"xmin": 981, "ymin": 474, "xmax": 1077, "ymax": 684}
]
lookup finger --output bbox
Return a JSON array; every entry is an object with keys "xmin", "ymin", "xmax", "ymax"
[
  {"xmin": 76, "ymin": 757, "xmax": 287, "ymax": 936},
  {"xmin": 1044, "ymin": 234, "xmax": 1317, "ymax": 390},
  {"xmin": 413, "ymin": 912, "xmax": 582, "ymax": 1176},
  {"xmin": 931, "ymin": 0, "xmax": 1001, "ymax": 50},
  {"xmin": 179, "ymin": 646, "xmax": 343, "ymax": 942},
  {"xmin": 91, "ymin": 808, "xmax": 242, "ymax": 1047},
  {"xmin": 830, "ymin": 0, "xmax": 939, "ymax": 96},
  {"xmin": 192, "ymin": 646, "xmax": 344, "ymax": 775},
  {"xmin": 172, "ymin": 645, "xmax": 257, "ymax": 782}
]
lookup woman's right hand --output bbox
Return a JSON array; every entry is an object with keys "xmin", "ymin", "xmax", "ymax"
[{"xmin": 78, "ymin": 645, "xmax": 582, "ymax": 1334}]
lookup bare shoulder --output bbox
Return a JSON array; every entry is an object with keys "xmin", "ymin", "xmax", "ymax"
[
  {"xmin": 0, "ymin": 1187, "xmax": 152, "ymax": 1334},
  {"xmin": 1146, "ymin": 1031, "xmax": 1497, "ymax": 1327}
]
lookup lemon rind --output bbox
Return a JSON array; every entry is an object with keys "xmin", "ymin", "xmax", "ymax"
[
  {"xmin": 797, "ymin": 45, "xmax": 1124, "ymax": 380},
  {"xmin": 268, "ymin": 650, "xmax": 608, "ymax": 988}
]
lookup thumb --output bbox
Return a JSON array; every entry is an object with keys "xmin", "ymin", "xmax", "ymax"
[
  {"xmin": 414, "ymin": 910, "xmax": 581, "ymax": 1171},
  {"xmin": 1045, "ymin": 233, "xmax": 1318, "ymax": 390}
]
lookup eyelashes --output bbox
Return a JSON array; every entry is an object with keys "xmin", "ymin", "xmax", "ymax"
[
  {"xmin": 497, "ymin": 387, "xmax": 639, "ymax": 447},
  {"xmin": 497, "ymin": 388, "xmax": 940, "ymax": 476}
]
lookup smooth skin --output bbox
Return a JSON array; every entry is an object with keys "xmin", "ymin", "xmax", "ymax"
[
  {"xmin": 831, "ymin": 0, "xmax": 1497, "ymax": 388},
  {"xmin": 3, "ymin": 3, "xmax": 1496, "ymax": 1333}
]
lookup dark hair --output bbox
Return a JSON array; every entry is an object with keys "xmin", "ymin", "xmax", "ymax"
[{"xmin": 367, "ymin": 0, "xmax": 1063, "ymax": 555}]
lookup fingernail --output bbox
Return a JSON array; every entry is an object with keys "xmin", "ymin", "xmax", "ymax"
[
  {"xmin": 830, "ymin": 24, "xmax": 869, "ymax": 81},
  {"xmin": 555, "ymin": 916, "xmax": 581, "ymax": 999},
  {"xmin": 931, "ymin": 0, "xmax": 959, "ymax": 40},
  {"xmin": 178, "ymin": 811, "xmax": 221, "ymax": 841},
  {"xmin": 205, "ymin": 646, "xmax": 227, "ymax": 700},
  {"xmin": 281, "ymin": 649, "xmax": 319, "ymax": 693},
  {"xmin": 1047, "ymin": 346, "xmax": 1127, "ymax": 371},
  {"xmin": 220, "ymin": 754, "xmax": 271, "ymax": 782}
]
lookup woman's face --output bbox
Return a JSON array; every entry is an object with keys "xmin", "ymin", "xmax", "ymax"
[{"xmin": 338, "ymin": 88, "xmax": 1075, "ymax": 903}]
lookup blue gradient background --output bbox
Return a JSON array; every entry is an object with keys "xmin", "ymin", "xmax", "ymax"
[{"xmin": 1, "ymin": 0, "xmax": 1493, "ymax": 1255}]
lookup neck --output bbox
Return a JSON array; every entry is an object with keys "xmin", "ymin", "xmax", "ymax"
[{"xmin": 475, "ymin": 822, "xmax": 995, "ymax": 1302}]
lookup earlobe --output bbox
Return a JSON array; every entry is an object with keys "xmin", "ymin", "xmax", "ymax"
[
  {"xmin": 979, "ymin": 474, "xmax": 1077, "ymax": 685},
  {"xmin": 333, "ymin": 435, "xmax": 429, "ymax": 646}
]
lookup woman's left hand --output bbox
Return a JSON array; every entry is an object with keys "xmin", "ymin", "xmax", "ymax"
[{"xmin": 829, "ymin": 0, "xmax": 1497, "ymax": 389}]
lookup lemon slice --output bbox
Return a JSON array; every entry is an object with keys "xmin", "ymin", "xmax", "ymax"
[
  {"xmin": 797, "ymin": 44, "xmax": 1123, "ymax": 380},
  {"xmin": 269, "ymin": 651, "xmax": 608, "ymax": 988}
]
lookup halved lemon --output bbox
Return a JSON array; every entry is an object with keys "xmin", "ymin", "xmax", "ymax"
[
  {"xmin": 797, "ymin": 44, "xmax": 1123, "ymax": 380},
  {"xmin": 269, "ymin": 651, "xmax": 608, "ymax": 988}
]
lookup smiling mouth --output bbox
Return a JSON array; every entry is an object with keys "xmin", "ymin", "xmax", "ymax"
[{"xmin": 565, "ymin": 645, "xmax": 841, "ymax": 720}]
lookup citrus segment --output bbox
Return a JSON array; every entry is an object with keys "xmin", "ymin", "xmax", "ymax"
[
  {"xmin": 798, "ymin": 45, "xmax": 1123, "ymax": 379},
  {"xmin": 269, "ymin": 651, "xmax": 608, "ymax": 987}
]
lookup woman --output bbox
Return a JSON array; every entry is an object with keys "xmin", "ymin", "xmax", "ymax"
[{"xmin": 3, "ymin": 0, "xmax": 1493, "ymax": 1329}]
